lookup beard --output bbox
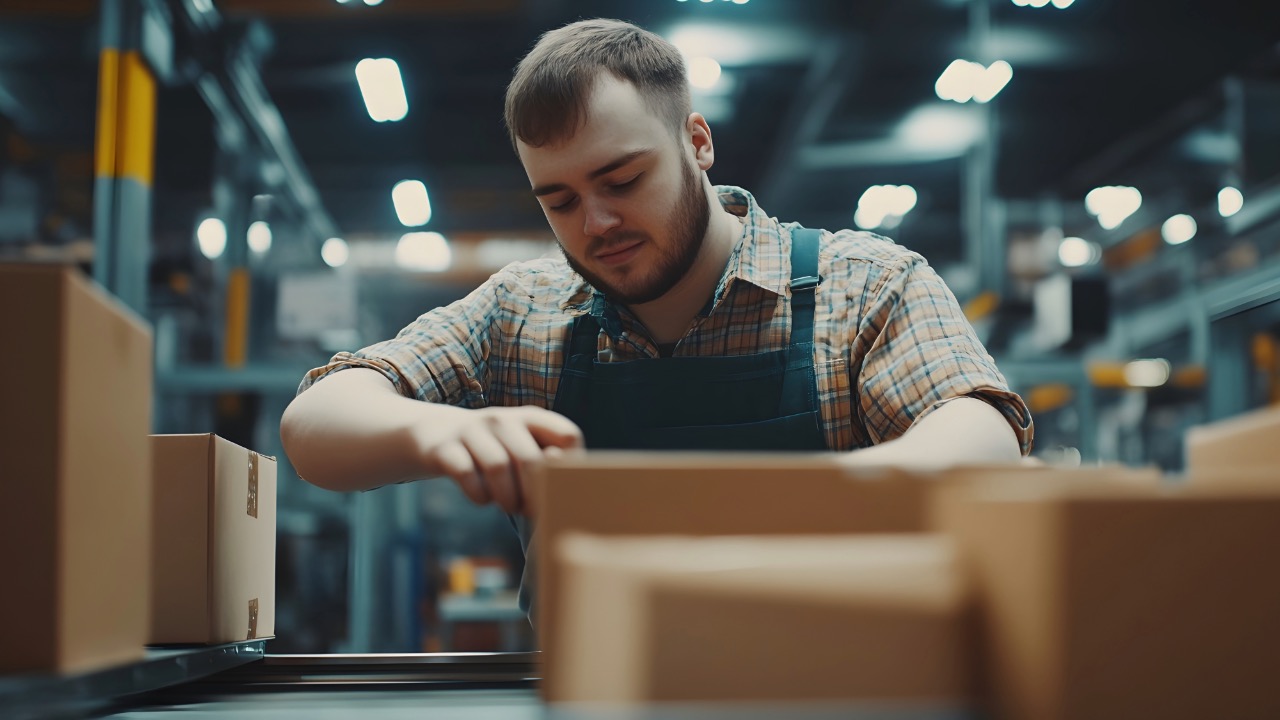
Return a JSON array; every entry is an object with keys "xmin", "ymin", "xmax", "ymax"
[{"xmin": 561, "ymin": 160, "xmax": 711, "ymax": 306}]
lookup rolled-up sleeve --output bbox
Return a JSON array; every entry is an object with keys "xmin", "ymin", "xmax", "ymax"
[
  {"xmin": 853, "ymin": 256, "xmax": 1034, "ymax": 455},
  {"xmin": 296, "ymin": 276, "xmax": 501, "ymax": 409}
]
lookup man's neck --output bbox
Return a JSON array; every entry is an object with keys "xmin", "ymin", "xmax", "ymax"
[{"xmin": 628, "ymin": 200, "xmax": 744, "ymax": 345}]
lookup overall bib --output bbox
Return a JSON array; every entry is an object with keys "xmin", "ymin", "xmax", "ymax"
[{"xmin": 550, "ymin": 227, "xmax": 828, "ymax": 451}]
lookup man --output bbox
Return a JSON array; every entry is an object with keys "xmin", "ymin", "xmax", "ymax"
[{"xmin": 281, "ymin": 19, "xmax": 1032, "ymax": 613}]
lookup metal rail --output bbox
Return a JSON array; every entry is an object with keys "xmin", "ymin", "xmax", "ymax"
[{"xmin": 0, "ymin": 640, "xmax": 267, "ymax": 720}]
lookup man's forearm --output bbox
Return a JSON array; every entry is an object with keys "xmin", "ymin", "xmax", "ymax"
[
  {"xmin": 280, "ymin": 368, "xmax": 465, "ymax": 492},
  {"xmin": 843, "ymin": 396, "xmax": 1022, "ymax": 469}
]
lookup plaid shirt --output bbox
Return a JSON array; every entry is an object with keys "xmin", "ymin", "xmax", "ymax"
[{"xmin": 299, "ymin": 186, "xmax": 1033, "ymax": 454}]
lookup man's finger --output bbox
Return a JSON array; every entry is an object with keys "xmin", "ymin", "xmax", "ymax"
[
  {"xmin": 524, "ymin": 410, "xmax": 585, "ymax": 449},
  {"xmin": 462, "ymin": 427, "xmax": 520, "ymax": 514},
  {"xmin": 491, "ymin": 420, "xmax": 544, "ymax": 514},
  {"xmin": 435, "ymin": 441, "xmax": 488, "ymax": 506}
]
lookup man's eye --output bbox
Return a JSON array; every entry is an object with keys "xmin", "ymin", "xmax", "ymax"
[
  {"xmin": 609, "ymin": 175, "xmax": 641, "ymax": 191},
  {"xmin": 549, "ymin": 197, "xmax": 578, "ymax": 212}
]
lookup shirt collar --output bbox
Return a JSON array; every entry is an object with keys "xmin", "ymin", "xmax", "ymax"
[{"xmin": 716, "ymin": 185, "xmax": 790, "ymax": 297}]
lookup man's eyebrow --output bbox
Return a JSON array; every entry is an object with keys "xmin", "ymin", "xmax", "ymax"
[{"xmin": 531, "ymin": 148, "xmax": 654, "ymax": 197}]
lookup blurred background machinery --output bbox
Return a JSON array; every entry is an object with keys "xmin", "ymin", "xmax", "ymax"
[{"xmin": 0, "ymin": 0, "xmax": 1277, "ymax": 654}]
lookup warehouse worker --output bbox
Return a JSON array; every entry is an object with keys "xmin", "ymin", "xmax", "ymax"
[{"xmin": 281, "ymin": 19, "xmax": 1033, "ymax": 614}]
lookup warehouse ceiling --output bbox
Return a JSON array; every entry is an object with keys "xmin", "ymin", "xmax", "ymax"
[{"xmin": 1, "ymin": 0, "xmax": 1279, "ymax": 272}]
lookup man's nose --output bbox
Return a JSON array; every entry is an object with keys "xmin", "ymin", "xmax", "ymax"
[{"xmin": 582, "ymin": 197, "xmax": 622, "ymax": 238}]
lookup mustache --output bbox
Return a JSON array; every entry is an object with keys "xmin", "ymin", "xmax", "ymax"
[{"xmin": 588, "ymin": 231, "xmax": 649, "ymax": 256}]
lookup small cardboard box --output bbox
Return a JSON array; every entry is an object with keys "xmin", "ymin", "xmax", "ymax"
[
  {"xmin": 533, "ymin": 452, "xmax": 934, "ymax": 686},
  {"xmin": 0, "ymin": 264, "xmax": 153, "ymax": 673},
  {"xmin": 150, "ymin": 434, "xmax": 277, "ymax": 644},
  {"xmin": 933, "ymin": 481, "xmax": 1280, "ymax": 720},
  {"xmin": 1185, "ymin": 405, "xmax": 1280, "ymax": 472},
  {"xmin": 555, "ymin": 533, "xmax": 973, "ymax": 706}
]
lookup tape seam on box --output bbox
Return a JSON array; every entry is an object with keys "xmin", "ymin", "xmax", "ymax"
[
  {"xmin": 247, "ymin": 598, "xmax": 259, "ymax": 639},
  {"xmin": 247, "ymin": 453, "xmax": 259, "ymax": 518}
]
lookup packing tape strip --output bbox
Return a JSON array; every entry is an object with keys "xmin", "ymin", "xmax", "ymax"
[
  {"xmin": 247, "ymin": 598, "xmax": 259, "ymax": 640},
  {"xmin": 247, "ymin": 452, "xmax": 259, "ymax": 518}
]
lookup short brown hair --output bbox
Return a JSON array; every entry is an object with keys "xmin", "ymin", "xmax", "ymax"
[{"xmin": 504, "ymin": 19, "xmax": 691, "ymax": 149}]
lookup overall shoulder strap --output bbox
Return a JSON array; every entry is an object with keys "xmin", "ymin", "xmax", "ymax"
[{"xmin": 788, "ymin": 227, "xmax": 822, "ymax": 347}]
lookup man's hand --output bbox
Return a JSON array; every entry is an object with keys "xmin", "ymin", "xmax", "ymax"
[{"xmin": 410, "ymin": 406, "xmax": 584, "ymax": 516}]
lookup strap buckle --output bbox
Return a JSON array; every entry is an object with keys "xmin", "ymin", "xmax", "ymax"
[{"xmin": 790, "ymin": 275, "xmax": 821, "ymax": 292}]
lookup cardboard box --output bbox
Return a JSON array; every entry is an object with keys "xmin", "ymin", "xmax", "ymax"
[
  {"xmin": 0, "ymin": 264, "xmax": 153, "ymax": 673},
  {"xmin": 150, "ymin": 434, "xmax": 277, "ymax": 644},
  {"xmin": 933, "ymin": 481, "xmax": 1280, "ymax": 720},
  {"xmin": 534, "ymin": 452, "xmax": 930, "ymax": 687},
  {"xmin": 1185, "ymin": 405, "xmax": 1280, "ymax": 472},
  {"xmin": 555, "ymin": 533, "xmax": 973, "ymax": 706}
]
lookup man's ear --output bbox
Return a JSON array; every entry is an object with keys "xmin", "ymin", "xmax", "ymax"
[{"xmin": 687, "ymin": 113, "xmax": 714, "ymax": 172}]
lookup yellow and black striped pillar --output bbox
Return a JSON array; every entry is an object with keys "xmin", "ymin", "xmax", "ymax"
[{"xmin": 93, "ymin": 0, "xmax": 155, "ymax": 315}]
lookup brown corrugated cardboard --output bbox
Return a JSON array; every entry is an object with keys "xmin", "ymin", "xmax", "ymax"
[
  {"xmin": 1185, "ymin": 404, "xmax": 1280, "ymax": 471},
  {"xmin": 0, "ymin": 263, "xmax": 153, "ymax": 674},
  {"xmin": 555, "ymin": 534, "xmax": 973, "ymax": 705},
  {"xmin": 533, "ymin": 453, "xmax": 1155, "ymax": 698},
  {"xmin": 933, "ymin": 481, "xmax": 1280, "ymax": 720},
  {"xmin": 150, "ymin": 434, "xmax": 277, "ymax": 644},
  {"xmin": 534, "ymin": 452, "xmax": 929, "ymax": 696}
]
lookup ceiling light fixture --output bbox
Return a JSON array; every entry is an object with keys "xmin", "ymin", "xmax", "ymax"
[
  {"xmin": 1218, "ymin": 186, "xmax": 1244, "ymax": 217},
  {"xmin": 392, "ymin": 180, "xmax": 432, "ymax": 227},
  {"xmin": 355, "ymin": 58, "xmax": 408, "ymax": 122},
  {"xmin": 196, "ymin": 217, "xmax": 227, "ymax": 260},
  {"xmin": 935, "ymin": 59, "xmax": 1013, "ymax": 103},
  {"xmin": 322, "ymin": 237, "xmax": 350, "ymax": 268},
  {"xmin": 247, "ymin": 221, "xmax": 272, "ymax": 254},
  {"xmin": 1161, "ymin": 214, "xmax": 1197, "ymax": 245},
  {"xmin": 396, "ymin": 231, "xmax": 452, "ymax": 272}
]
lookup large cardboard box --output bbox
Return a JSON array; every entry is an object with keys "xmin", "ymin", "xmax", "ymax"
[
  {"xmin": 533, "ymin": 452, "xmax": 930, "ymax": 688},
  {"xmin": 1185, "ymin": 405, "xmax": 1280, "ymax": 472},
  {"xmin": 555, "ymin": 533, "xmax": 973, "ymax": 706},
  {"xmin": 150, "ymin": 434, "xmax": 277, "ymax": 644},
  {"xmin": 932, "ymin": 481, "xmax": 1280, "ymax": 720},
  {"xmin": 0, "ymin": 264, "xmax": 153, "ymax": 673}
]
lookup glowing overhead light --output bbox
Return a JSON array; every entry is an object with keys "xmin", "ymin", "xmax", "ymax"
[
  {"xmin": 700, "ymin": 0, "xmax": 714, "ymax": 3},
  {"xmin": 321, "ymin": 237, "xmax": 349, "ymax": 268},
  {"xmin": 1057, "ymin": 236, "xmax": 1097, "ymax": 267},
  {"xmin": 687, "ymin": 56, "xmax": 722, "ymax": 89},
  {"xmin": 392, "ymin": 180, "xmax": 432, "ymax": 227},
  {"xmin": 196, "ymin": 217, "xmax": 227, "ymax": 260},
  {"xmin": 855, "ymin": 184, "xmax": 917, "ymax": 230},
  {"xmin": 732, "ymin": 0, "xmax": 750, "ymax": 4},
  {"xmin": 1051, "ymin": 0, "xmax": 1075, "ymax": 7},
  {"xmin": 363, "ymin": 0, "xmax": 383, "ymax": 5},
  {"xmin": 936, "ymin": 59, "xmax": 1013, "ymax": 103},
  {"xmin": 1161, "ymin": 214, "xmax": 1197, "ymax": 245},
  {"xmin": 973, "ymin": 61, "xmax": 1012, "ymax": 103},
  {"xmin": 355, "ymin": 58, "xmax": 408, "ymax": 122},
  {"xmin": 396, "ymin": 231, "xmax": 452, "ymax": 272},
  {"xmin": 1029, "ymin": 0, "xmax": 1050, "ymax": 6},
  {"xmin": 935, "ymin": 60, "xmax": 979, "ymax": 103},
  {"xmin": 1085, "ymin": 186, "xmax": 1142, "ymax": 230},
  {"xmin": 1218, "ymin": 186, "xmax": 1244, "ymax": 217},
  {"xmin": 247, "ymin": 221, "xmax": 272, "ymax": 254},
  {"xmin": 1123, "ymin": 359, "xmax": 1171, "ymax": 388}
]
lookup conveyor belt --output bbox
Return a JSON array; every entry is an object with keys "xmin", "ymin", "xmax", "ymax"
[{"xmin": 4, "ymin": 649, "xmax": 972, "ymax": 719}]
